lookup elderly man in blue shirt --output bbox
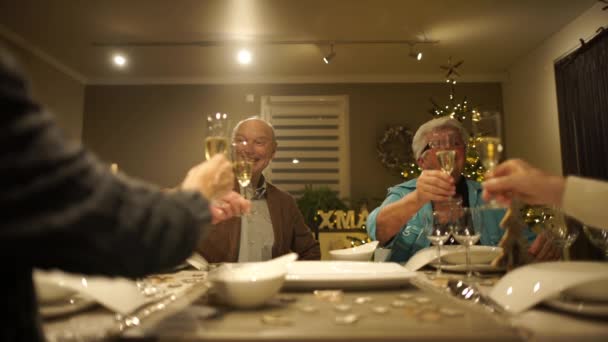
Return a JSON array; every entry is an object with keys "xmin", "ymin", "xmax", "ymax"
[{"xmin": 367, "ymin": 117, "xmax": 561, "ymax": 263}]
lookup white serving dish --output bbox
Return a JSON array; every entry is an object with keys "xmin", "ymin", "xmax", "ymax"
[
  {"xmin": 489, "ymin": 261, "xmax": 608, "ymax": 314},
  {"xmin": 285, "ymin": 261, "xmax": 416, "ymax": 290},
  {"xmin": 329, "ymin": 241, "xmax": 379, "ymax": 261}
]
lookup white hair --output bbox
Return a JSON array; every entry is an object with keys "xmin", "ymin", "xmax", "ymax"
[
  {"xmin": 232, "ymin": 116, "xmax": 277, "ymax": 143},
  {"xmin": 412, "ymin": 117, "xmax": 469, "ymax": 159}
]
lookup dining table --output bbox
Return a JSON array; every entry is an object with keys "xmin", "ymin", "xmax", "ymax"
[{"xmin": 41, "ymin": 264, "xmax": 608, "ymax": 342}]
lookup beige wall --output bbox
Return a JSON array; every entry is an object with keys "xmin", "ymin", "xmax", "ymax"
[
  {"xmin": 84, "ymin": 82, "xmax": 501, "ymax": 204},
  {"xmin": 502, "ymin": 2, "xmax": 607, "ymax": 174},
  {"xmin": 0, "ymin": 38, "xmax": 84, "ymax": 141}
]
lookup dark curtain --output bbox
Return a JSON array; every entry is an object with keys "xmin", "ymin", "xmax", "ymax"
[
  {"xmin": 555, "ymin": 29, "xmax": 608, "ymax": 260},
  {"xmin": 555, "ymin": 28, "xmax": 608, "ymax": 180}
]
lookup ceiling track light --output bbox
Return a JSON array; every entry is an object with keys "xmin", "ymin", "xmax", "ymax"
[
  {"xmin": 323, "ymin": 43, "xmax": 336, "ymax": 64},
  {"xmin": 408, "ymin": 43, "xmax": 423, "ymax": 61},
  {"xmin": 94, "ymin": 38, "xmax": 439, "ymax": 48}
]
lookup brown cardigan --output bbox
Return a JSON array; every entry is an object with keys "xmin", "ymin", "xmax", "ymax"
[{"xmin": 197, "ymin": 182, "xmax": 321, "ymax": 262}]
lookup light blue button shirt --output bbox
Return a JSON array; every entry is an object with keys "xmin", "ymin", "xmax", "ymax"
[{"xmin": 366, "ymin": 178, "xmax": 536, "ymax": 263}]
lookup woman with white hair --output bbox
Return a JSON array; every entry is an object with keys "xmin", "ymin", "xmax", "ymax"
[{"xmin": 366, "ymin": 117, "xmax": 558, "ymax": 262}]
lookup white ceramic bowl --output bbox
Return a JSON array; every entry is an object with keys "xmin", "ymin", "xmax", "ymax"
[
  {"xmin": 209, "ymin": 253, "xmax": 297, "ymax": 308},
  {"xmin": 34, "ymin": 270, "xmax": 76, "ymax": 304},
  {"xmin": 329, "ymin": 241, "xmax": 379, "ymax": 261}
]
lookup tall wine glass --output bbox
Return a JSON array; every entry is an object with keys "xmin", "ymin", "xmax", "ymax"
[
  {"xmin": 543, "ymin": 208, "xmax": 580, "ymax": 260},
  {"xmin": 452, "ymin": 207, "xmax": 482, "ymax": 279},
  {"xmin": 472, "ymin": 111, "xmax": 503, "ymax": 207},
  {"xmin": 433, "ymin": 132, "xmax": 459, "ymax": 214},
  {"xmin": 231, "ymin": 141, "xmax": 254, "ymax": 199},
  {"xmin": 425, "ymin": 210, "xmax": 453, "ymax": 276},
  {"xmin": 205, "ymin": 112, "xmax": 229, "ymax": 160},
  {"xmin": 583, "ymin": 225, "xmax": 608, "ymax": 260},
  {"xmin": 436, "ymin": 150, "xmax": 455, "ymax": 174}
]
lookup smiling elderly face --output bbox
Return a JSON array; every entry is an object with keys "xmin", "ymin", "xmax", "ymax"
[{"xmin": 233, "ymin": 119, "xmax": 277, "ymax": 182}]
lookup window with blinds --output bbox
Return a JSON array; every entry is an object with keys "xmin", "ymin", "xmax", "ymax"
[{"xmin": 261, "ymin": 95, "xmax": 350, "ymax": 198}]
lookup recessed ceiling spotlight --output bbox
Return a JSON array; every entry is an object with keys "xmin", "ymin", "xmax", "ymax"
[
  {"xmin": 237, "ymin": 49, "xmax": 252, "ymax": 65},
  {"xmin": 112, "ymin": 54, "xmax": 127, "ymax": 67}
]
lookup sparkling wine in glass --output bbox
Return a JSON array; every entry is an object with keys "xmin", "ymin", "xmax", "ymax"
[
  {"xmin": 205, "ymin": 112, "xmax": 229, "ymax": 160},
  {"xmin": 425, "ymin": 210, "xmax": 453, "ymax": 276},
  {"xmin": 234, "ymin": 159, "xmax": 253, "ymax": 188},
  {"xmin": 436, "ymin": 150, "xmax": 456, "ymax": 174},
  {"xmin": 231, "ymin": 141, "xmax": 254, "ymax": 200},
  {"xmin": 477, "ymin": 136, "xmax": 502, "ymax": 171},
  {"xmin": 452, "ymin": 207, "xmax": 482, "ymax": 279},
  {"xmin": 473, "ymin": 111, "xmax": 503, "ymax": 207},
  {"xmin": 472, "ymin": 111, "xmax": 503, "ymax": 171}
]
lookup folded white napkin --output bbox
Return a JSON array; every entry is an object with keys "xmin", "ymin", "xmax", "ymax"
[{"xmin": 34, "ymin": 269, "xmax": 148, "ymax": 315}]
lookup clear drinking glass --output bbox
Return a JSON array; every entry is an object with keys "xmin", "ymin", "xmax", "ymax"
[
  {"xmin": 472, "ymin": 111, "xmax": 503, "ymax": 207},
  {"xmin": 452, "ymin": 207, "xmax": 483, "ymax": 279},
  {"xmin": 431, "ymin": 131, "xmax": 457, "ymax": 175},
  {"xmin": 205, "ymin": 112, "xmax": 229, "ymax": 160},
  {"xmin": 436, "ymin": 150, "xmax": 456, "ymax": 174},
  {"xmin": 542, "ymin": 208, "xmax": 580, "ymax": 260},
  {"xmin": 231, "ymin": 141, "xmax": 254, "ymax": 199},
  {"xmin": 583, "ymin": 225, "xmax": 608, "ymax": 260},
  {"xmin": 425, "ymin": 210, "xmax": 454, "ymax": 276}
]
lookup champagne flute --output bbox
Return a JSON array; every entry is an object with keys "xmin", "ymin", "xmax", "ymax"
[
  {"xmin": 433, "ymin": 131, "xmax": 458, "ymax": 209},
  {"xmin": 205, "ymin": 112, "xmax": 229, "ymax": 160},
  {"xmin": 231, "ymin": 141, "xmax": 254, "ymax": 199},
  {"xmin": 452, "ymin": 207, "xmax": 483, "ymax": 279},
  {"xmin": 472, "ymin": 111, "xmax": 503, "ymax": 207},
  {"xmin": 425, "ymin": 210, "xmax": 453, "ymax": 276},
  {"xmin": 436, "ymin": 150, "xmax": 456, "ymax": 174}
]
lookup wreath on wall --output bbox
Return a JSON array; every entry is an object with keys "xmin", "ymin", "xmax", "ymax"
[{"xmin": 376, "ymin": 126, "xmax": 421, "ymax": 179}]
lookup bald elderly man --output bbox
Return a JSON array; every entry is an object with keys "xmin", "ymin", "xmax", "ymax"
[{"xmin": 197, "ymin": 117, "xmax": 321, "ymax": 262}]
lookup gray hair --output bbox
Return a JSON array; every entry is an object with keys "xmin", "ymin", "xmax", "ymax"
[
  {"xmin": 232, "ymin": 116, "xmax": 277, "ymax": 143},
  {"xmin": 412, "ymin": 117, "xmax": 469, "ymax": 159}
]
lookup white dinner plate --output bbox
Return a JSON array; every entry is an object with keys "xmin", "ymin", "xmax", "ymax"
[
  {"xmin": 441, "ymin": 246, "xmax": 502, "ymax": 265},
  {"xmin": 284, "ymin": 261, "xmax": 416, "ymax": 290},
  {"xmin": 544, "ymin": 297, "xmax": 608, "ymax": 317},
  {"xmin": 405, "ymin": 245, "xmax": 503, "ymax": 271},
  {"xmin": 430, "ymin": 263, "xmax": 504, "ymax": 273},
  {"xmin": 39, "ymin": 295, "xmax": 97, "ymax": 318}
]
